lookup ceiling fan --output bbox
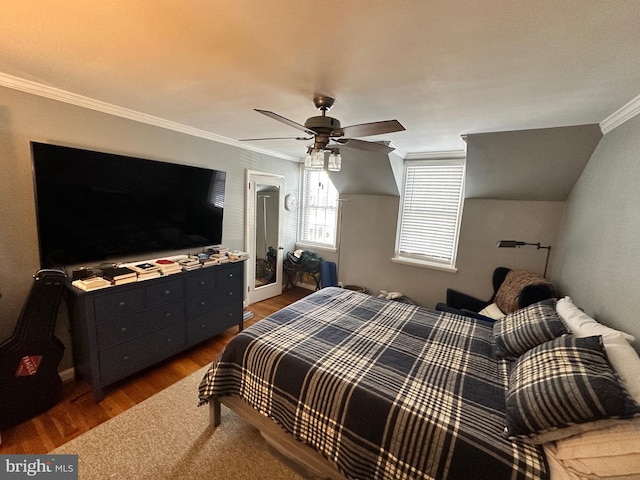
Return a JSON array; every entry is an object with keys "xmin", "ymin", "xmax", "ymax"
[{"xmin": 240, "ymin": 96, "xmax": 405, "ymax": 157}]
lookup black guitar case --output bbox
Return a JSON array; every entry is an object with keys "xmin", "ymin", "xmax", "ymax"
[{"xmin": 0, "ymin": 269, "xmax": 67, "ymax": 429}]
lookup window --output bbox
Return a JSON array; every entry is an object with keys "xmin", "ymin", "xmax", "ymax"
[
  {"xmin": 298, "ymin": 168, "xmax": 339, "ymax": 249},
  {"xmin": 394, "ymin": 158, "xmax": 465, "ymax": 271}
]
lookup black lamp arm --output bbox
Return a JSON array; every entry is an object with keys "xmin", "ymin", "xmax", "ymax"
[{"xmin": 496, "ymin": 240, "xmax": 552, "ymax": 278}]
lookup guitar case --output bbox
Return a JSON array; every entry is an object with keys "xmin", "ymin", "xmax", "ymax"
[{"xmin": 0, "ymin": 269, "xmax": 67, "ymax": 430}]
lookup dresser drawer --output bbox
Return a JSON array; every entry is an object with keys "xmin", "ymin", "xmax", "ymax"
[
  {"xmin": 187, "ymin": 301, "xmax": 242, "ymax": 346},
  {"xmin": 186, "ymin": 288, "xmax": 239, "ymax": 317},
  {"xmin": 146, "ymin": 277, "xmax": 184, "ymax": 306},
  {"xmin": 95, "ymin": 302, "xmax": 184, "ymax": 350},
  {"xmin": 185, "ymin": 269, "xmax": 217, "ymax": 296},
  {"xmin": 216, "ymin": 263, "xmax": 243, "ymax": 289},
  {"xmin": 94, "ymin": 287, "xmax": 145, "ymax": 323},
  {"xmin": 98, "ymin": 323, "xmax": 185, "ymax": 384}
]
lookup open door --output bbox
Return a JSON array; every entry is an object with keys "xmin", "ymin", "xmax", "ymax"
[{"xmin": 246, "ymin": 171, "xmax": 284, "ymax": 304}]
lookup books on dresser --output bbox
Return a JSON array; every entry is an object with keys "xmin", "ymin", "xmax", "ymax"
[
  {"xmin": 72, "ymin": 276, "xmax": 112, "ymax": 291},
  {"xmin": 178, "ymin": 256, "xmax": 201, "ymax": 271},
  {"xmin": 153, "ymin": 259, "xmax": 182, "ymax": 275},
  {"xmin": 129, "ymin": 262, "xmax": 160, "ymax": 274},
  {"xmin": 101, "ymin": 266, "xmax": 137, "ymax": 283},
  {"xmin": 228, "ymin": 250, "xmax": 249, "ymax": 262}
]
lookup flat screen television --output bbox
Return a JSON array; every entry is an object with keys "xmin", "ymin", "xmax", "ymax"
[{"xmin": 31, "ymin": 142, "xmax": 226, "ymax": 268}]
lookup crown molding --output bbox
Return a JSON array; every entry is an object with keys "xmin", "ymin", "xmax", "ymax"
[
  {"xmin": 0, "ymin": 72, "xmax": 299, "ymax": 162},
  {"xmin": 600, "ymin": 93, "xmax": 640, "ymax": 134},
  {"xmin": 404, "ymin": 150, "xmax": 466, "ymax": 160}
]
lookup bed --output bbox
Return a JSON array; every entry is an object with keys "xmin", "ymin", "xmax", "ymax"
[{"xmin": 198, "ymin": 287, "xmax": 640, "ymax": 480}]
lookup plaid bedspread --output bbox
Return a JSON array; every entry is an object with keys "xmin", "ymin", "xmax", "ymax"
[{"xmin": 199, "ymin": 287, "xmax": 548, "ymax": 480}]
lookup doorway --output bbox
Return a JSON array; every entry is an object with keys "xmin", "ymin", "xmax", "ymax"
[{"xmin": 246, "ymin": 171, "xmax": 284, "ymax": 304}]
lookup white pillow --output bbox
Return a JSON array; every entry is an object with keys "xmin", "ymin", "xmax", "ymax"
[
  {"xmin": 478, "ymin": 302, "xmax": 505, "ymax": 320},
  {"xmin": 556, "ymin": 296, "xmax": 635, "ymax": 342},
  {"xmin": 603, "ymin": 334, "xmax": 640, "ymax": 405},
  {"xmin": 556, "ymin": 296, "xmax": 640, "ymax": 404}
]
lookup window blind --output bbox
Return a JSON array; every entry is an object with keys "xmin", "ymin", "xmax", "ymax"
[
  {"xmin": 397, "ymin": 160, "xmax": 465, "ymax": 267},
  {"xmin": 299, "ymin": 169, "xmax": 339, "ymax": 247}
]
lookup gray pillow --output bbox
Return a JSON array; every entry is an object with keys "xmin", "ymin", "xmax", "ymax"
[
  {"xmin": 504, "ymin": 335, "xmax": 640, "ymax": 444},
  {"xmin": 493, "ymin": 298, "xmax": 566, "ymax": 359}
]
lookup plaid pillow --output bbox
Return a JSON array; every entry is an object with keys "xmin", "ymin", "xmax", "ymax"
[
  {"xmin": 493, "ymin": 298, "xmax": 566, "ymax": 358},
  {"xmin": 505, "ymin": 335, "xmax": 640, "ymax": 444}
]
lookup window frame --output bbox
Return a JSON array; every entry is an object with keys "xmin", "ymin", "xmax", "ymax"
[
  {"xmin": 296, "ymin": 166, "xmax": 340, "ymax": 252},
  {"xmin": 392, "ymin": 157, "xmax": 466, "ymax": 272}
]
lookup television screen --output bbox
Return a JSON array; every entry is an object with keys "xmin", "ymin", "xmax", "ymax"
[{"xmin": 31, "ymin": 142, "xmax": 225, "ymax": 268}]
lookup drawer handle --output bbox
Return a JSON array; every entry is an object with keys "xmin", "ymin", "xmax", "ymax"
[
  {"xmin": 228, "ymin": 291, "xmax": 233, "ymax": 297},
  {"xmin": 119, "ymin": 301, "xmax": 126, "ymax": 308},
  {"xmin": 120, "ymin": 327, "xmax": 127, "ymax": 333},
  {"xmin": 164, "ymin": 312, "xmax": 172, "ymax": 317},
  {"xmin": 200, "ymin": 300, "xmax": 206, "ymax": 306},
  {"xmin": 164, "ymin": 290, "xmax": 171, "ymax": 295},
  {"xmin": 200, "ymin": 323, "xmax": 206, "ymax": 329},
  {"xmin": 228, "ymin": 273, "xmax": 233, "ymax": 279},
  {"xmin": 166, "ymin": 338, "xmax": 173, "ymax": 343},
  {"xmin": 228, "ymin": 312, "xmax": 233, "ymax": 317},
  {"xmin": 199, "ymin": 281, "xmax": 206, "ymax": 286},
  {"xmin": 122, "ymin": 355, "xmax": 129, "ymax": 361}
]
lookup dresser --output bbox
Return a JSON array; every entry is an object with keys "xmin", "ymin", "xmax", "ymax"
[{"xmin": 66, "ymin": 261, "xmax": 244, "ymax": 401}]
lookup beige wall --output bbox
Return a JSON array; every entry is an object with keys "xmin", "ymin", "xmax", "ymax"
[
  {"xmin": 336, "ymin": 194, "xmax": 564, "ymax": 307},
  {"xmin": 0, "ymin": 86, "xmax": 301, "ymax": 370}
]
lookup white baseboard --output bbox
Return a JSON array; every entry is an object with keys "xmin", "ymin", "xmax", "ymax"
[{"xmin": 59, "ymin": 367, "xmax": 75, "ymax": 384}]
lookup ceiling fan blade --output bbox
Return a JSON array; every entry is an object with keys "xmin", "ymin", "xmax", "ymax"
[
  {"xmin": 240, "ymin": 136, "xmax": 312, "ymax": 141},
  {"xmin": 255, "ymin": 109, "xmax": 317, "ymax": 136},
  {"xmin": 336, "ymin": 119, "xmax": 405, "ymax": 138},
  {"xmin": 332, "ymin": 138, "xmax": 396, "ymax": 153}
]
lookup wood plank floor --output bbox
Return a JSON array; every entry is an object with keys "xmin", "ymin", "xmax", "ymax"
[{"xmin": 0, "ymin": 287, "xmax": 311, "ymax": 454}]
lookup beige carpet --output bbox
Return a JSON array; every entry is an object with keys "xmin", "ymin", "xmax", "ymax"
[{"xmin": 51, "ymin": 366, "xmax": 303, "ymax": 479}]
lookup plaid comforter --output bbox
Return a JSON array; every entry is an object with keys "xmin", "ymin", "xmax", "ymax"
[{"xmin": 199, "ymin": 287, "xmax": 548, "ymax": 480}]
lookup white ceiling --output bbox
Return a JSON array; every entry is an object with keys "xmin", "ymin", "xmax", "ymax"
[{"xmin": 1, "ymin": 1, "xmax": 640, "ymax": 161}]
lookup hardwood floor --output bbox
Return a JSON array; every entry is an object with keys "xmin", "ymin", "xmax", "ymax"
[{"xmin": 0, "ymin": 287, "xmax": 311, "ymax": 454}]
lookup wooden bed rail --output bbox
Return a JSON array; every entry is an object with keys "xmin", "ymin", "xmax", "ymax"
[{"xmin": 208, "ymin": 395, "xmax": 346, "ymax": 480}]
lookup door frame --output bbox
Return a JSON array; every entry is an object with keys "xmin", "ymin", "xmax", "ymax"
[{"xmin": 245, "ymin": 170, "xmax": 284, "ymax": 305}]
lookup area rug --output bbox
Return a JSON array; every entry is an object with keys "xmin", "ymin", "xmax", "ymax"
[{"xmin": 50, "ymin": 366, "xmax": 303, "ymax": 479}]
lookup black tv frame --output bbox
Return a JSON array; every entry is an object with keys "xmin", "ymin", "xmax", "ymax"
[{"xmin": 31, "ymin": 142, "xmax": 226, "ymax": 268}]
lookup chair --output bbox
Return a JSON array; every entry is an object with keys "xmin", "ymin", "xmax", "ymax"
[
  {"xmin": 284, "ymin": 251, "xmax": 323, "ymax": 291},
  {"xmin": 436, "ymin": 267, "xmax": 554, "ymax": 319}
]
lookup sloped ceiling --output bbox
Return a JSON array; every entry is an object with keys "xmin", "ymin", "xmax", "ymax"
[
  {"xmin": 465, "ymin": 124, "xmax": 603, "ymax": 200},
  {"xmin": 328, "ymin": 148, "xmax": 401, "ymax": 196}
]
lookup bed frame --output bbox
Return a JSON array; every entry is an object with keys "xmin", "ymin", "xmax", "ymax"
[{"xmin": 209, "ymin": 396, "xmax": 346, "ymax": 480}]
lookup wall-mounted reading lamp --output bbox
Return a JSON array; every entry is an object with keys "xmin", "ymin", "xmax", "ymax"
[{"xmin": 497, "ymin": 240, "xmax": 552, "ymax": 278}]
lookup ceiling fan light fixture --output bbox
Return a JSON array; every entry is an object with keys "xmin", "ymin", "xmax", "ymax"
[
  {"xmin": 304, "ymin": 148, "xmax": 313, "ymax": 169},
  {"xmin": 328, "ymin": 150, "xmax": 341, "ymax": 171},
  {"xmin": 305, "ymin": 148, "xmax": 324, "ymax": 170}
]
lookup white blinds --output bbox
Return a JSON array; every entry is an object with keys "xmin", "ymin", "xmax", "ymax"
[
  {"xmin": 397, "ymin": 160, "xmax": 465, "ymax": 266},
  {"xmin": 299, "ymin": 169, "xmax": 339, "ymax": 247}
]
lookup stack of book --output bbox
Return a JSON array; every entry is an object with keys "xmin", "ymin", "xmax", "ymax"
[
  {"xmin": 177, "ymin": 257, "xmax": 200, "ymax": 271},
  {"xmin": 101, "ymin": 266, "xmax": 138, "ymax": 286},
  {"xmin": 198, "ymin": 253, "xmax": 219, "ymax": 268},
  {"xmin": 72, "ymin": 276, "xmax": 112, "ymax": 292},
  {"xmin": 129, "ymin": 262, "xmax": 161, "ymax": 281},
  {"xmin": 153, "ymin": 259, "xmax": 182, "ymax": 275},
  {"xmin": 210, "ymin": 252, "xmax": 229, "ymax": 264},
  {"xmin": 228, "ymin": 250, "xmax": 249, "ymax": 262}
]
